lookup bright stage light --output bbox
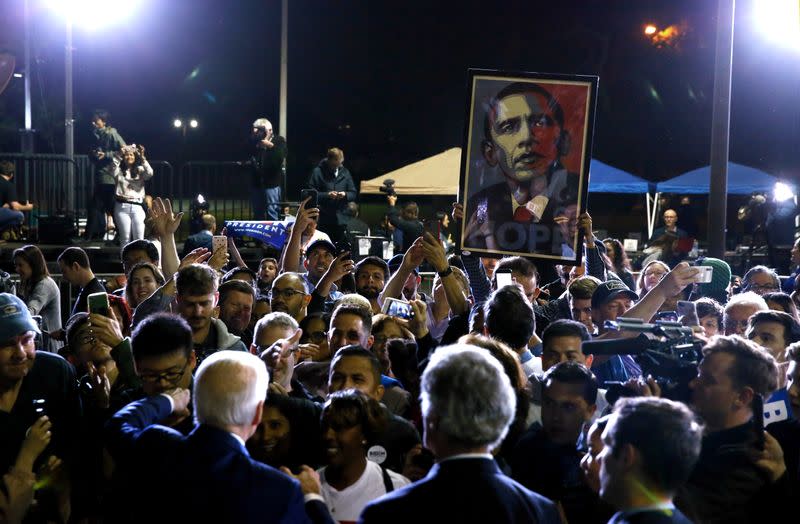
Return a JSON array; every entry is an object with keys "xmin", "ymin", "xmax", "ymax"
[
  {"xmin": 173, "ymin": 119, "xmax": 183, "ymax": 128},
  {"xmin": 644, "ymin": 24, "xmax": 657, "ymax": 35},
  {"xmin": 754, "ymin": 0, "xmax": 800, "ymax": 51},
  {"xmin": 46, "ymin": 0, "xmax": 142, "ymax": 30},
  {"xmin": 189, "ymin": 119, "xmax": 199, "ymax": 128},
  {"xmin": 774, "ymin": 181, "xmax": 795, "ymax": 202}
]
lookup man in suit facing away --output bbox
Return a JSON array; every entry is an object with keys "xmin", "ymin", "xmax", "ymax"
[
  {"xmin": 359, "ymin": 344, "xmax": 560, "ymax": 524},
  {"xmin": 106, "ymin": 349, "xmax": 333, "ymax": 523},
  {"xmin": 597, "ymin": 397, "xmax": 702, "ymax": 524}
]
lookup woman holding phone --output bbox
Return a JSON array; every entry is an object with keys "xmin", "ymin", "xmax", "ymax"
[{"xmin": 13, "ymin": 245, "xmax": 62, "ymax": 352}]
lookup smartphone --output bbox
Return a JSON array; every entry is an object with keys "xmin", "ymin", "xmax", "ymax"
[
  {"xmin": 495, "ymin": 269, "xmax": 513, "ymax": 288},
  {"xmin": 381, "ymin": 297, "xmax": 414, "ymax": 320},
  {"xmin": 423, "ymin": 219, "xmax": 440, "ymax": 239},
  {"xmin": 212, "ymin": 235, "xmax": 228, "ymax": 254},
  {"xmin": 300, "ymin": 189, "xmax": 318, "ymax": 208},
  {"xmin": 677, "ymin": 300, "xmax": 699, "ymax": 327},
  {"xmin": 87, "ymin": 292, "xmax": 111, "ymax": 317},
  {"xmin": 695, "ymin": 266, "xmax": 713, "ymax": 284},
  {"xmin": 335, "ymin": 240, "xmax": 352, "ymax": 257},
  {"xmin": 752, "ymin": 393, "xmax": 765, "ymax": 450},
  {"xmin": 33, "ymin": 398, "xmax": 47, "ymax": 417}
]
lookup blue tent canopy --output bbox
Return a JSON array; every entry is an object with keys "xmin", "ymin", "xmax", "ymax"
[
  {"xmin": 656, "ymin": 162, "xmax": 780, "ymax": 195},
  {"xmin": 588, "ymin": 159, "xmax": 651, "ymax": 193}
]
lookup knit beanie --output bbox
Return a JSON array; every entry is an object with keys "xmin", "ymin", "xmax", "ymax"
[{"xmin": 696, "ymin": 257, "xmax": 731, "ymax": 302}]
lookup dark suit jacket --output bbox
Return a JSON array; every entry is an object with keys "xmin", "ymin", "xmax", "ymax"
[
  {"xmin": 608, "ymin": 507, "xmax": 693, "ymax": 524},
  {"xmin": 182, "ymin": 230, "xmax": 213, "ymax": 257},
  {"xmin": 105, "ymin": 395, "xmax": 332, "ymax": 524},
  {"xmin": 359, "ymin": 457, "xmax": 560, "ymax": 524},
  {"xmin": 464, "ymin": 169, "xmax": 573, "ymax": 256}
]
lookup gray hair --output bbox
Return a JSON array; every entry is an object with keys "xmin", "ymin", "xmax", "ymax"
[
  {"xmin": 252, "ymin": 118, "xmax": 272, "ymax": 130},
  {"xmin": 255, "ymin": 311, "xmax": 299, "ymax": 337},
  {"xmin": 421, "ymin": 344, "xmax": 516, "ymax": 449},
  {"xmin": 742, "ymin": 265, "xmax": 780, "ymax": 293},
  {"xmin": 194, "ymin": 350, "xmax": 269, "ymax": 428},
  {"xmin": 724, "ymin": 291, "xmax": 768, "ymax": 314},
  {"xmin": 333, "ymin": 293, "xmax": 372, "ymax": 313}
]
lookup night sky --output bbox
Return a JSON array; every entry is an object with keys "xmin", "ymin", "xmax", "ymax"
[{"xmin": 1, "ymin": 0, "xmax": 798, "ymax": 193}]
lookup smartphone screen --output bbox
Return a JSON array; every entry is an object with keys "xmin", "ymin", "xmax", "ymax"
[
  {"xmin": 677, "ymin": 300, "xmax": 699, "ymax": 327},
  {"xmin": 383, "ymin": 298, "xmax": 413, "ymax": 319},
  {"xmin": 496, "ymin": 270, "xmax": 513, "ymax": 288}
]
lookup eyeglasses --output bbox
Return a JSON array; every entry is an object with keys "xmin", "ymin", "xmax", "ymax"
[
  {"xmin": 268, "ymin": 288, "xmax": 307, "ymax": 300},
  {"xmin": 746, "ymin": 284, "xmax": 778, "ymax": 293},
  {"xmin": 139, "ymin": 360, "xmax": 190, "ymax": 384}
]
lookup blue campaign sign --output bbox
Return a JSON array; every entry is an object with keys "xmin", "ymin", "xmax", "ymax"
[
  {"xmin": 224, "ymin": 217, "xmax": 295, "ymax": 251},
  {"xmin": 763, "ymin": 388, "xmax": 791, "ymax": 427}
]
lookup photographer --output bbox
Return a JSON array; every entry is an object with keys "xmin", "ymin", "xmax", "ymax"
[
  {"xmin": 386, "ymin": 191, "xmax": 423, "ymax": 253},
  {"xmin": 249, "ymin": 118, "xmax": 287, "ymax": 221},
  {"xmin": 308, "ymin": 147, "xmax": 356, "ymax": 243}
]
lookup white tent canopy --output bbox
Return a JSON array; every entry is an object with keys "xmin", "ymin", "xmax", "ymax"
[{"xmin": 360, "ymin": 148, "xmax": 462, "ymax": 196}]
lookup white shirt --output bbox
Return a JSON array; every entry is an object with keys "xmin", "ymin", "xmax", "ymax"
[{"xmin": 318, "ymin": 461, "xmax": 410, "ymax": 523}]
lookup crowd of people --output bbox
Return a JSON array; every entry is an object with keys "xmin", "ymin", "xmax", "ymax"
[{"xmin": 2, "ymin": 119, "xmax": 800, "ymax": 523}]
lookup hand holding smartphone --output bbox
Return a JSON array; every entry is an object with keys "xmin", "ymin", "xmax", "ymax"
[
  {"xmin": 87, "ymin": 292, "xmax": 111, "ymax": 317},
  {"xmin": 381, "ymin": 298, "xmax": 414, "ymax": 320},
  {"xmin": 300, "ymin": 189, "xmax": 318, "ymax": 208},
  {"xmin": 495, "ymin": 269, "xmax": 513, "ymax": 288},
  {"xmin": 212, "ymin": 235, "xmax": 228, "ymax": 255}
]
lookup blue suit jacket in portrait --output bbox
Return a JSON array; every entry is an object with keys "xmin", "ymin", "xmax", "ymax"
[
  {"xmin": 359, "ymin": 457, "xmax": 560, "ymax": 524},
  {"xmin": 105, "ymin": 395, "xmax": 331, "ymax": 524}
]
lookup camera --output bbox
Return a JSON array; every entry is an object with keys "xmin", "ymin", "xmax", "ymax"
[
  {"xmin": 379, "ymin": 179, "xmax": 397, "ymax": 197},
  {"xmin": 582, "ymin": 317, "xmax": 704, "ymax": 403},
  {"xmin": 253, "ymin": 127, "xmax": 268, "ymax": 141}
]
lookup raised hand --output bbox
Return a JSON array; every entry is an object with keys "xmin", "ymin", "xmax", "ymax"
[
  {"xmin": 294, "ymin": 197, "xmax": 319, "ymax": 235},
  {"xmin": 421, "ymin": 232, "xmax": 448, "ymax": 272},
  {"xmin": 149, "ymin": 197, "xmax": 183, "ymax": 239},
  {"xmin": 178, "ymin": 248, "xmax": 212, "ymax": 271},
  {"xmin": 164, "ymin": 388, "xmax": 191, "ymax": 415}
]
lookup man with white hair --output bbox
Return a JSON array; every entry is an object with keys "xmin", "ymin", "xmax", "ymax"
[
  {"xmin": 723, "ymin": 291, "xmax": 768, "ymax": 336},
  {"xmin": 249, "ymin": 117, "xmax": 287, "ymax": 220},
  {"xmin": 106, "ymin": 350, "xmax": 332, "ymax": 523},
  {"xmin": 359, "ymin": 345, "xmax": 559, "ymax": 523}
]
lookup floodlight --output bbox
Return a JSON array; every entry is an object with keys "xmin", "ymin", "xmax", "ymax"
[
  {"xmin": 189, "ymin": 119, "xmax": 199, "ymax": 128},
  {"xmin": 774, "ymin": 181, "xmax": 795, "ymax": 202},
  {"xmin": 46, "ymin": 0, "xmax": 142, "ymax": 30},
  {"xmin": 754, "ymin": 0, "xmax": 800, "ymax": 51},
  {"xmin": 644, "ymin": 24, "xmax": 657, "ymax": 35},
  {"xmin": 173, "ymin": 119, "xmax": 183, "ymax": 128}
]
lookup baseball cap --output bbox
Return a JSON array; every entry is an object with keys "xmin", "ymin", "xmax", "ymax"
[
  {"xmin": 305, "ymin": 239, "xmax": 336, "ymax": 258},
  {"xmin": 0, "ymin": 293, "xmax": 40, "ymax": 343},
  {"xmin": 388, "ymin": 254, "xmax": 418, "ymax": 275},
  {"xmin": 591, "ymin": 280, "xmax": 639, "ymax": 308}
]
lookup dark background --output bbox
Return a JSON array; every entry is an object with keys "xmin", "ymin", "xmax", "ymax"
[{"xmin": 0, "ymin": 0, "xmax": 798, "ymax": 236}]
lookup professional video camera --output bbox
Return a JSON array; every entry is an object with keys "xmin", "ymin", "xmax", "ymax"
[
  {"xmin": 582, "ymin": 317, "xmax": 705, "ymax": 403},
  {"xmin": 379, "ymin": 178, "xmax": 397, "ymax": 197}
]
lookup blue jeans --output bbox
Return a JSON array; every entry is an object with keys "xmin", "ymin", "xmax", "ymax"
[
  {"xmin": 0, "ymin": 207, "xmax": 24, "ymax": 230},
  {"xmin": 252, "ymin": 186, "xmax": 281, "ymax": 221}
]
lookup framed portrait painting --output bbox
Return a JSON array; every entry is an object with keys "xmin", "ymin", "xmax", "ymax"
[{"xmin": 458, "ymin": 69, "xmax": 599, "ymax": 264}]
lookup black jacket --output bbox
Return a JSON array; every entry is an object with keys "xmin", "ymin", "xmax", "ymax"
[
  {"xmin": 308, "ymin": 160, "xmax": 357, "ymax": 225},
  {"xmin": 250, "ymin": 136, "xmax": 287, "ymax": 188}
]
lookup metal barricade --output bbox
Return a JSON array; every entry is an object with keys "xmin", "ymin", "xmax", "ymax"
[
  {"xmin": 176, "ymin": 161, "xmax": 254, "ymax": 220},
  {"xmin": 0, "ymin": 153, "xmax": 91, "ymax": 219}
]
